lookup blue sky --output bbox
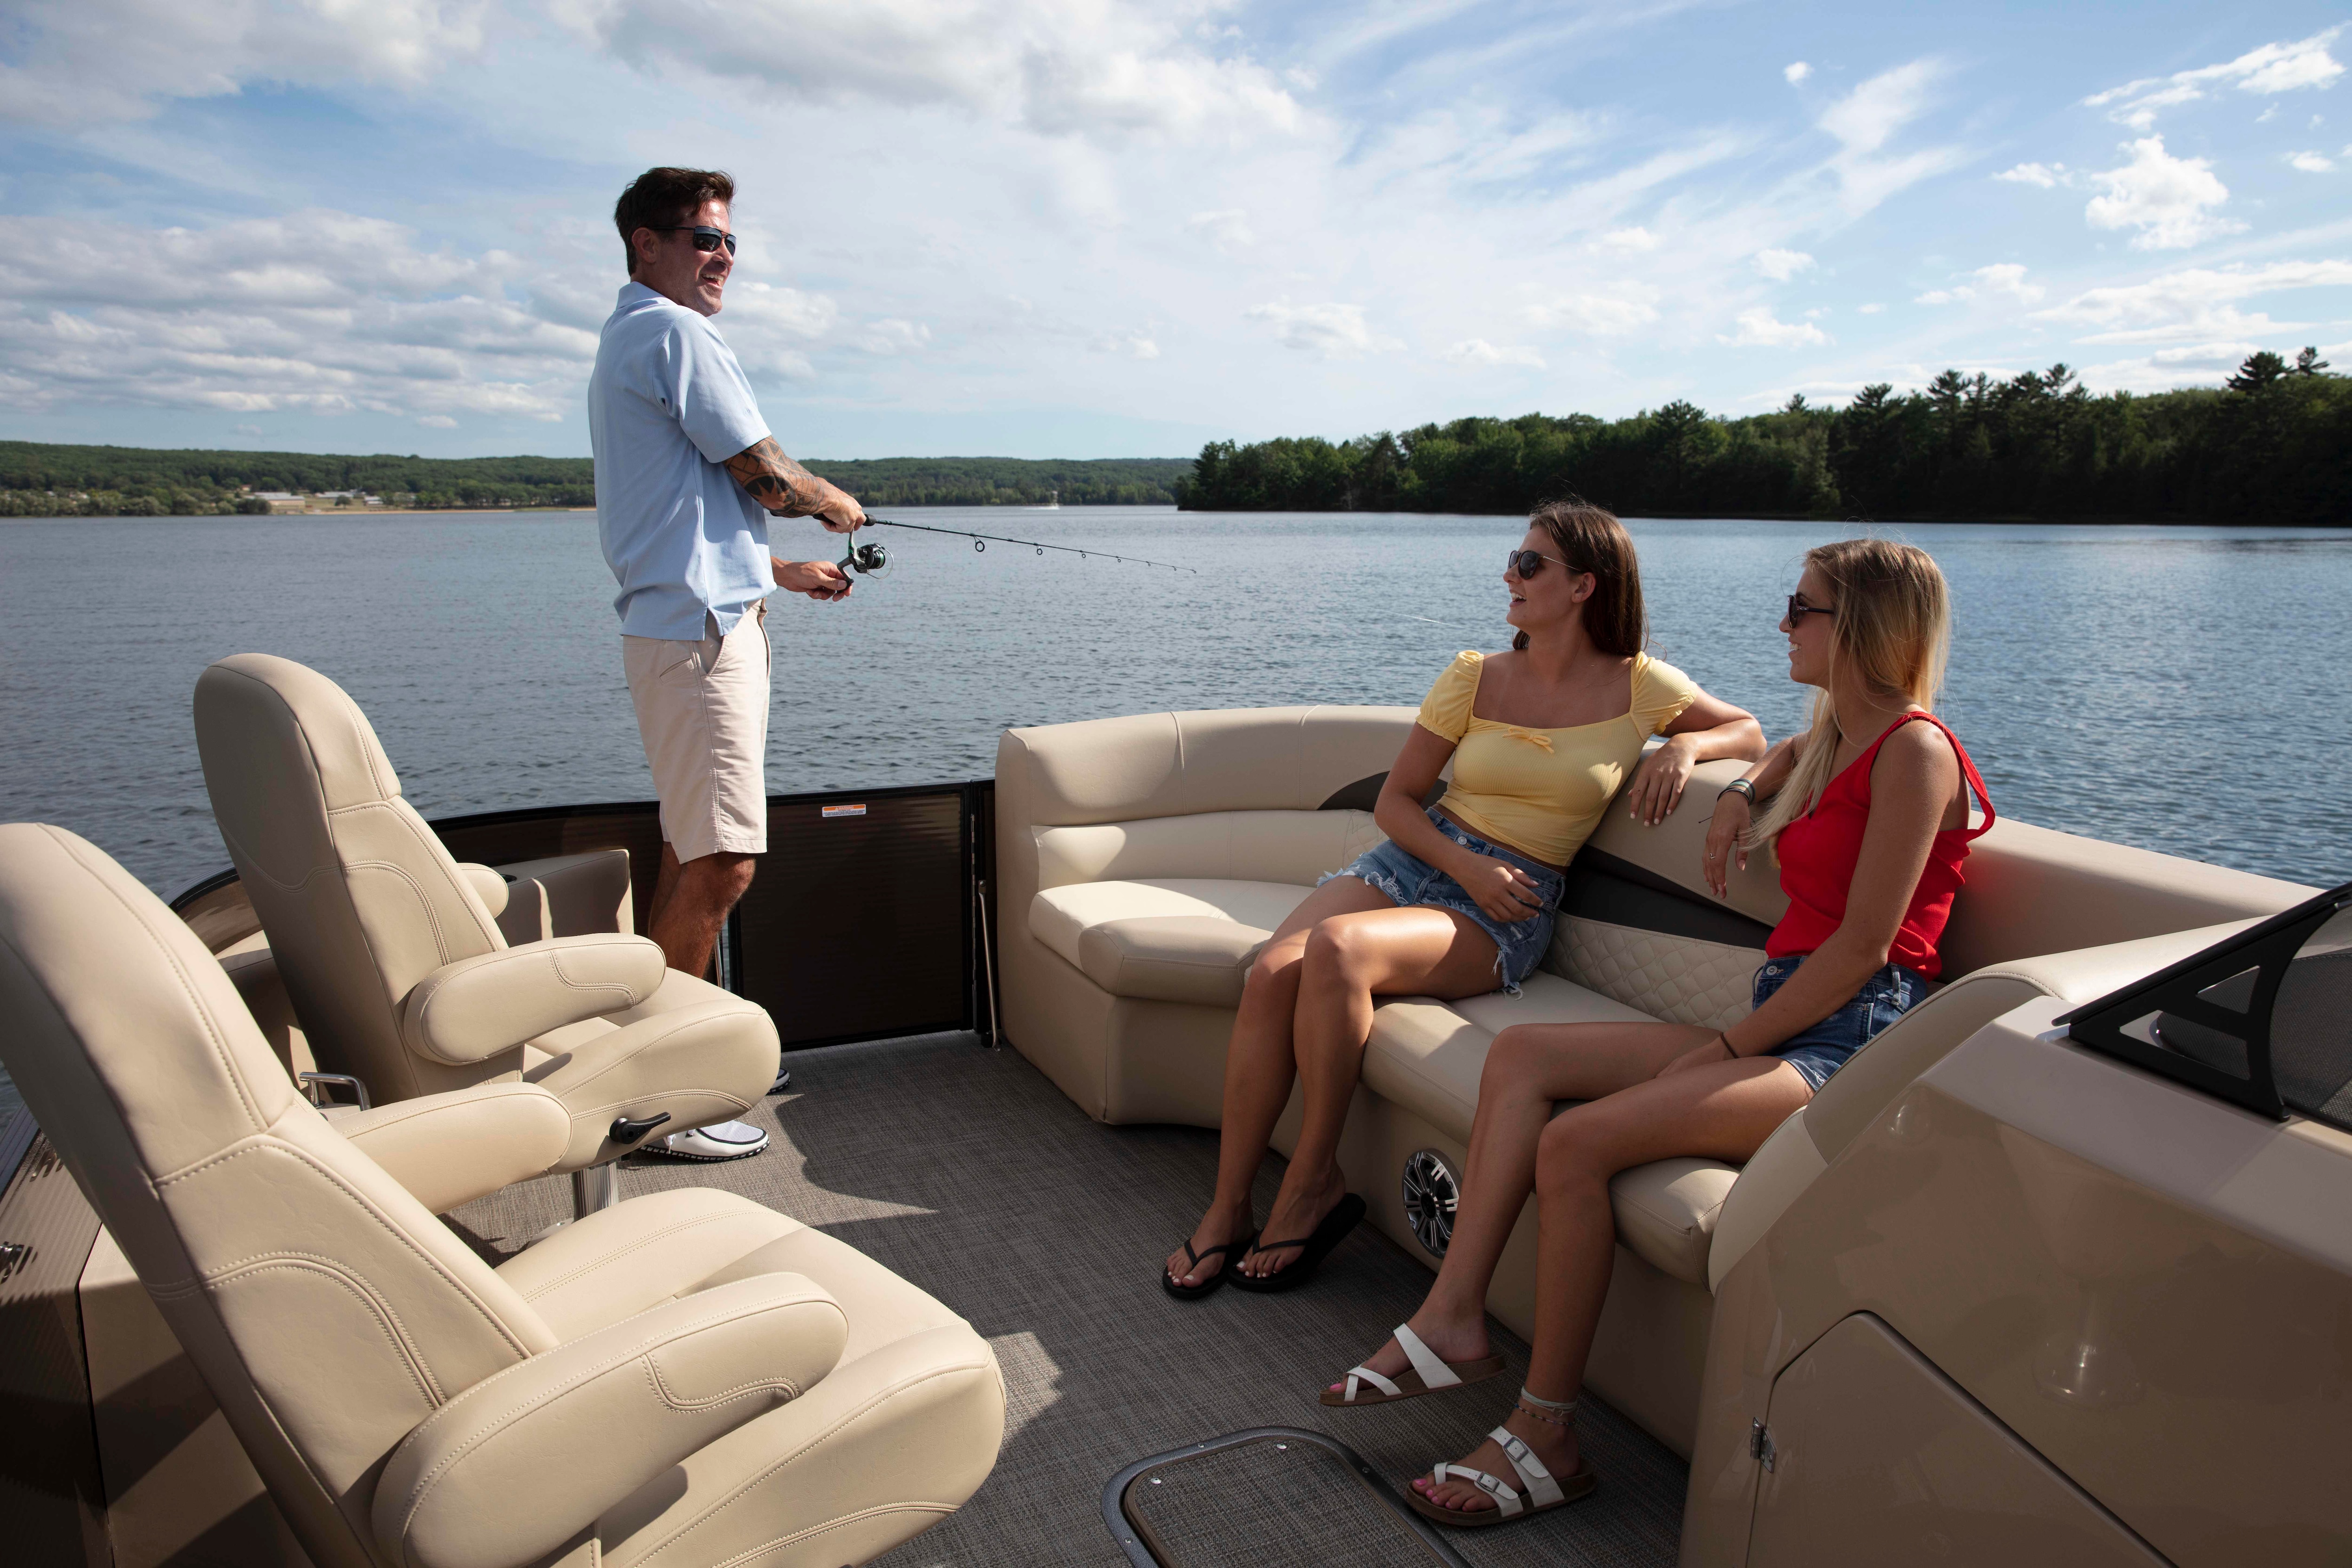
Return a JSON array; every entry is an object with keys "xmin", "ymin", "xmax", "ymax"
[{"xmin": 0, "ymin": 2, "xmax": 2346, "ymax": 459}]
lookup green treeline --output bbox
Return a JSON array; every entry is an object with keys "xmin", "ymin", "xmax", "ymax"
[
  {"xmin": 0, "ymin": 443, "xmax": 1190, "ymax": 516},
  {"xmin": 796, "ymin": 456, "xmax": 1189, "ymax": 507},
  {"xmin": 1173, "ymin": 351, "xmax": 2352, "ymax": 523}
]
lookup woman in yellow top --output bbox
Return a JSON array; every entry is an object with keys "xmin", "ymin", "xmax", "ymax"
[{"xmin": 1163, "ymin": 499, "xmax": 1764, "ymax": 1299}]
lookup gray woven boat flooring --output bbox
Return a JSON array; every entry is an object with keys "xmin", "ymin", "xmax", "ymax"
[{"xmin": 448, "ymin": 1033, "xmax": 1685, "ymax": 1568}]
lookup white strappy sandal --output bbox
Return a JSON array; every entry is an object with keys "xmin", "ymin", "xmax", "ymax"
[
  {"xmin": 1322, "ymin": 1322, "xmax": 1507, "ymax": 1407},
  {"xmin": 1408, "ymin": 1425, "xmax": 1597, "ymax": 1528}
]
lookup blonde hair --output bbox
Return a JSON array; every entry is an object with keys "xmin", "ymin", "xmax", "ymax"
[{"xmin": 1751, "ymin": 538, "xmax": 1952, "ymax": 850}]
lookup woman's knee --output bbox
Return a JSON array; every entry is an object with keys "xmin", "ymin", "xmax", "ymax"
[
  {"xmin": 1242, "ymin": 942, "xmax": 1305, "ymax": 1001},
  {"xmin": 1482, "ymin": 1025, "xmax": 1544, "ymax": 1090},
  {"xmin": 1534, "ymin": 1113, "xmax": 1611, "ymax": 1202},
  {"xmin": 1300, "ymin": 919, "xmax": 1369, "ymax": 987}
]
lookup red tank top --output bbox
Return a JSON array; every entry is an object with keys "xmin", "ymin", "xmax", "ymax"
[{"xmin": 1764, "ymin": 712, "xmax": 1994, "ymax": 980}]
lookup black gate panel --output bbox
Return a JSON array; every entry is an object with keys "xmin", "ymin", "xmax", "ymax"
[{"xmin": 734, "ymin": 786, "xmax": 970, "ymax": 1049}]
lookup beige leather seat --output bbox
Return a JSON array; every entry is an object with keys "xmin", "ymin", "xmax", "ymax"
[
  {"xmin": 0, "ymin": 823, "xmax": 1004, "ymax": 1568},
  {"xmin": 194, "ymin": 654, "xmax": 777, "ymax": 1176}
]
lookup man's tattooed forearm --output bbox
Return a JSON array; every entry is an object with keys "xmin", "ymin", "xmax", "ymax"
[{"xmin": 724, "ymin": 437, "xmax": 824, "ymax": 515}]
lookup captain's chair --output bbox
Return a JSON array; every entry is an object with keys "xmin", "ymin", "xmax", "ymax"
[
  {"xmin": 0, "ymin": 823, "xmax": 1004, "ymax": 1568},
  {"xmin": 193, "ymin": 654, "xmax": 775, "ymax": 1182}
]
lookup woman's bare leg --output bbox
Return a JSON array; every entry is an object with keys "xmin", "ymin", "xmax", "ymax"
[
  {"xmin": 1416, "ymin": 1056, "xmax": 1814, "ymax": 1512},
  {"xmin": 1240, "ymin": 905, "xmax": 1505, "ymax": 1279},
  {"xmin": 1335, "ymin": 1019, "xmax": 1709, "ymax": 1385},
  {"xmin": 1165, "ymin": 877, "xmax": 1398, "ymax": 1288}
]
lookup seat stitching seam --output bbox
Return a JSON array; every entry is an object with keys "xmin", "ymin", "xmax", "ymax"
[
  {"xmin": 630, "ymin": 1357, "xmax": 992, "ymax": 1562},
  {"xmin": 389, "ymin": 1296, "xmax": 819, "ymax": 1528},
  {"xmin": 151, "ymin": 1136, "xmax": 534, "ymax": 1357},
  {"xmin": 53, "ymin": 828, "xmax": 270, "ymax": 1132},
  {"xmin": 208, "ymin": 1256, "xmax": 445, "ymax": 1404}
]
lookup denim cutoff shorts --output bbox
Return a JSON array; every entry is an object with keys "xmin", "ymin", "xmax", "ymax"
[
  {"xmin": 1753, "ymin": 955, "xmax": 1927, "ymax": 1092},
  {"xmin": 1319, "ymin": 808, "xmax": 1564, "ymax": 995}
]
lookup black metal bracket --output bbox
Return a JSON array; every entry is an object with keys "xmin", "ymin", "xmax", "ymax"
[
  {"xmin": 1102, "ymin": 1426, "xmax": 1470, "ymax": 1568},
  {"xmin": 2064, "ymin": 878, "xmax": 2352, "ymax": 1120},
  {"xmin": 608, "ymin": 1111, "xmax": 672, "ymax": 1145}
]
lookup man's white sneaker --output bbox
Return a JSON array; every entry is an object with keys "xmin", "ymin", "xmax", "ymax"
[{"xmin": 649, "ymin": 1120, "xmax": 770, "ymax": 1162}]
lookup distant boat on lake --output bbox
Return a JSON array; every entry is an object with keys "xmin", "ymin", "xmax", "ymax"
[{"xmin": 1029, "ymin": 489, "xmax": 1059, "ymax": 510}]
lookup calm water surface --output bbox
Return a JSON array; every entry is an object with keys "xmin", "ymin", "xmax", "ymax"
[{"xmin": 6, "ymin": 509, "xmax": 2350, "ymax": 900}]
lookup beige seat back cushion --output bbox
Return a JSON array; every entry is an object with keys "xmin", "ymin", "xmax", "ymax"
[
  {"xmin": 195, "ymin": 653, "xmax": 509, "ymax": 1106},
  {"xmin": 1012, "ymin": 706, "xmax": 1418, "ymax": 827},
  {"xmin": 1034, "ymin": 808, "xmax": 1387, "ymax": 892},
  {"xmin": 0, "ymin": 824, "xmax": 556, "ymax": 1568}
]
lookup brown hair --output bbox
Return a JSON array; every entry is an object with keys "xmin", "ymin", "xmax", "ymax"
[
  {"xmin": 1750, "ymin": 537, "xmax": 1952, "ymax": 850},
  {"xmin": 614, "ymin": 167, "xmax": 736, "ymax": 277},
  {"xmin": 1512, "ymin": 496, "xmax": 1646, "ymax": 658}
]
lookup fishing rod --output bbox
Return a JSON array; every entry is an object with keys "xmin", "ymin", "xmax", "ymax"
[{"xmin": 834, "ymin": 516, "xmax": 1200, "ymax": 578}]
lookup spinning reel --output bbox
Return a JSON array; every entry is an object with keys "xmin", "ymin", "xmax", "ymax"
[{"xmin": 838, "ymin": 537, "xmax": 893, "ymax": 578}]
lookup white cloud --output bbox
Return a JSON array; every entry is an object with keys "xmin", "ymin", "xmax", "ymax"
[
  {"xmin": 2034, "ymin": 259, "xmax": 2352, "ymax": 344},
  {"xmin": 0, "ymin": 0, "xmax": 488, "ymax": 128},
  {"xmin": 1718, "ymin": 307, "xmax": 1828, "ymax": 347},
  {"xmin": 1524, "ymin": 287, "xmax": 1661, "ymax": 334},
  {"xmin": 1754, "ymin": 247, "xmax": 1815, "ymax": 280},
  {"xmin": 1817, "ymin": 59, "xmax": 1969, "ymax": 211},
  {"xmin": 1784, "ymin": 62, "xmax": 1812, "ymax": 85},
  {"xmin": 1185, "ymin": 208, "xmax": 1255, "ymax": 255},
  {"xmin": 2085, "ymin": 28, "xmax": 2345, "ymax": 130},
  {"xmin": 2075, "ymin": 342, "xmax": 2267, "ymax": 393},
  {"xmin": 1090, "ymin": 332, "xmax": 1160, "ymax": 358},
  {"xmin": 1857, "ymin": 302, "xmax": 1886, "ymax": 314},
  {"xmin": 1597, "ymin": 226, "xmax": 1659, "ymax": 253},
  {"xmin": 1442, "ymin": 338, "xmax": 1545, "ymax": 368},
  {"xmin": 2289, "ymin": 151, "xmax": 2336, "ymax": 173},
  {"xmin": 554, "ymin": 0, "xmax": 1306, "ymax": 144},
  {"xmin": 1915, "ymin": 263, "xmax": 2044, "ymax": 307},
  {"xmin": 856, "ymin": 318, "xmax": 932, "ymax": 355},
  {"xmin": 1243, "ymin": 299, "xmax": 1395, "ymax": 357},
  {"xmin": 1994, "ymin": 162, "xmax": 2069, "ymax": 188},
  {"xmin": 416, "ymin": 414, "xmax": 459, "ymax": 428},
  {"xmin": 2085, "ymin": 137, "xmax": 2244, "ymax": 250}
]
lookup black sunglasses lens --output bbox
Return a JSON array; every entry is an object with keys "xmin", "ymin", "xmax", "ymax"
[
  {"xmin": 692, "ymin": 228, "xmax": 736, "ymax": 255},
  {"xmin": 1510, "ymin": 549, "xmax": 1542, "ymax": 576}
]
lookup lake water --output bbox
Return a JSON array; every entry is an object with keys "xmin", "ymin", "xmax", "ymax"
[
  {"xmin": 6, "ymin": 508, "xmax": 2350, "ymax": 898},
  {"xmin": 3, "ymin": 508, "xmax": 2350, "ymax": 1119}
]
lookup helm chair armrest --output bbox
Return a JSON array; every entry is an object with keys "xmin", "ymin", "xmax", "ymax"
[
  {"xmin": 455, "ymin": 862, "xmax": 510, "ymax": 917},
  {"xmin": 373, "ymin": 1273, "xmax": 848, "ymax": 1568},
  {"xmin": 399, "ymin": 934, "xmax": 667, "ymax": 1066},
  {"xmin": 332, "ymin": 1082, "xmax": 571, "ymax": 1213}
]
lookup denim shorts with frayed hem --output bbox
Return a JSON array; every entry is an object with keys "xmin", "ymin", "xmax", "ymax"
[
  {"xmin": 1319, "ymin": 808, "xmax": 1563, "ymax": 995},
  {"xmin": 1753, "ymin": 955, "xmax": 1927, "ymax": 1092}
]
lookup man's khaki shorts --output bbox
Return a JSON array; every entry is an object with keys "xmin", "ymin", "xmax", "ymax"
[{"xmin": 622, "ymin": 601, "xmax": 770, "ymax": 863}]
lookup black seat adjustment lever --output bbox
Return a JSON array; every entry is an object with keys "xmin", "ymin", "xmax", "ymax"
[{"xmin": 609, "ymin": 1111, "xmax": 672, "ymax": 1145}]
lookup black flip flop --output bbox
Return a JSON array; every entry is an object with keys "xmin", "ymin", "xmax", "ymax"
[
  {"xmin": 1228, "ymin": 1193, "xmax": 1367, "ymax": 1294},
  {"xmin": 1162, "ymin": 1231, "xmax": 1256, "ymax": 1301}
]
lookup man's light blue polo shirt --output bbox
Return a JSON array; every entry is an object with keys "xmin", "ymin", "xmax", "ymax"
[{"xmin": 588, "ymin": 282, "xmax": 775, "ymax": 641}]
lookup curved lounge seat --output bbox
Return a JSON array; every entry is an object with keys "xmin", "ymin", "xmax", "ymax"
[
  {"xmin": 193, "ymin": 653, "xmax": 779, "ymax": 1186},
  {"xmin": 0, "ymin": 823, "xmax": 1003, "ymax": 1568},
  {"xmin": 994, "ymin": 705, "xmax": 2313, "ymax": 1453}
]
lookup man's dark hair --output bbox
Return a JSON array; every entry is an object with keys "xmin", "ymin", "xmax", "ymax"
[{"xmin": 614, "ymin": 167, "xmax": 735, "ymax": 277}]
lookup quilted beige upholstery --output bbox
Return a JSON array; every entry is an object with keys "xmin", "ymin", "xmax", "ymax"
[{"xmin": 1552, "ymin": 915, "xmax": 1763, "ymax": 1030}]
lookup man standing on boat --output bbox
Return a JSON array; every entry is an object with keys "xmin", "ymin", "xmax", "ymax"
[{"xmin": 588, "ymin": 166, "xmax": 864, "ymax": 1162}]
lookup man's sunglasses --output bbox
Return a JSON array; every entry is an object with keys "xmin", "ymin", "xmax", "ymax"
[
  {"xmin": 1506, "ymin": 549, "xmax": 1578, "ymax": 577},
  {"xmin": 649, "ymin": 225, "xmax": 738, "ymax": 256},
  {"xmin": 1786, "ymin": 594, "xmax": 1834, "ymax": 626}
]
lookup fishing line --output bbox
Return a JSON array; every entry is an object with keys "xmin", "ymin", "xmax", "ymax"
[{"xmin": 834, "ymin": 516, "xmax": 1200, "ymax": 578}]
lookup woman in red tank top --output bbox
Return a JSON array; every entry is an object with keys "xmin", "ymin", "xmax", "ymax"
[{"xmin": 1327, "ymin": 539, "xmax": 1988, "ymax": 1531}]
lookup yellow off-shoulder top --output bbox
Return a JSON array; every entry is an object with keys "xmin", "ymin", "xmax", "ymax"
[{"xmin": 1416, "ymin": 649, "xmax": 1699, "ymax": 866}]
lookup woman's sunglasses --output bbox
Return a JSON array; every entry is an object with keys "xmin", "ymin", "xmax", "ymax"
[
  {"xmin": 1506, "ymin": 549, "xmax": 1577, "ymax": 577},
  {"xmin": 1786, "ymin": 594, "xmax": 1834, "ymax": 626},
  {"xmin": 650, "ymin": 225, "xmax": 738, "ymax": 256}
]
